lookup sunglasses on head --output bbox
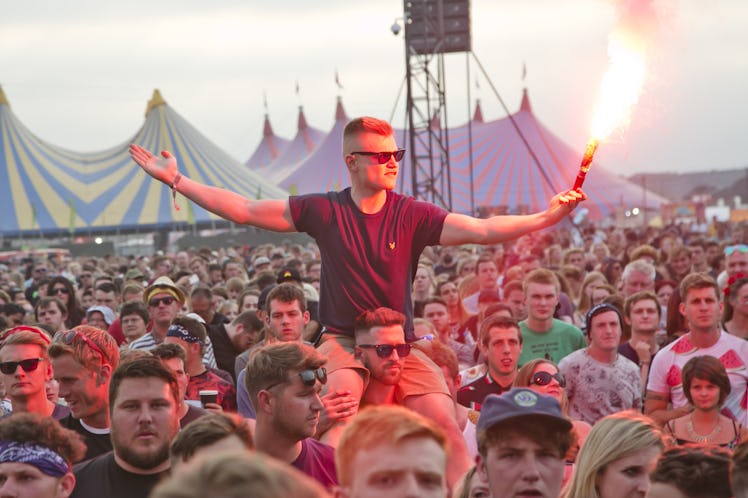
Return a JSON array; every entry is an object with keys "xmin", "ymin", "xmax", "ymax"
[
  {"xmin": 350, "ymin": 149, "xmax": 406, "ymax": 164},
  {"xmin": 0, "ymin": 357, "xmax": 44, "ymax": 375},
  {"xmin": 531, "ymin": 371, "xmax": 566, "ymax": 388},
  {"xmin": 358, "ymin": 343, "xmax": 412, "ymax": 359},
  {"xmin": 725, "ymin": 244, "xmax": 748, "ymax": 256},
  {"xmin": 266, "ymin": 367, "xmax": 327, "ymax": 391},
  {"xmin": 51, "ymin": 287, "xmax": 69, "ymax": 295},
  {"xmin": 149, "ymin": 296, "xmax": 176, "ymax": 307},
  {"xmin": 298, "ymin": 367, "xmax": 327, "ymax": 387},
  {"xmin": 53, "ymin": 330, "xmax": 106, "ymax": 361}
]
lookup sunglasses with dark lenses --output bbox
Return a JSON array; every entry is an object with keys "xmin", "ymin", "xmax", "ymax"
[
  {"xmin": 358, "ymin": 343, "xmax": 412, "ymax": 359},
  {"xmin": 531, "ymin": 371, "xmax": 566, "ymax": 388},
  {"xmin": 149, "ymin": 296, "xmax": 176, "ymax": 307},
  {"xmin": 298, "ymin": 367, "xmax": 328, "ymax": 387},
  {"xmin": 53, "ymin": 330, "xmax": 106, "ymax": 361},
  {"xmin": 351, "ymin": 149, "xmax": 406, "ymax": 164},
  {"xmin": 51, "ymin": 287, "xmax": 70, "ymax": 295},
  {"xmin": 0, "ymin": 358, "xmax": 44, "ymax": 375}
]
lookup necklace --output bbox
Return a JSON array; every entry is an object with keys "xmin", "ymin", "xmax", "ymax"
[{"xmin": 685, "ymin": 414, "xmax": 722, "ymax": 443}]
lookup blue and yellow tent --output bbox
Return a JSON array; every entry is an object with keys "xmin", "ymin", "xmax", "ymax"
[{"xmin": 0, "ymin": 88, "xmax": 287, "ymax": 237}]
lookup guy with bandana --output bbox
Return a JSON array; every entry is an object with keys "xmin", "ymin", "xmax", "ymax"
[
  {"xmin": 0, "ymin": 412, "xmax": 85, "ymax": 498},
  {"xmin": 164, "ymin": 316, "xmax": 236, "ymax": 412}
]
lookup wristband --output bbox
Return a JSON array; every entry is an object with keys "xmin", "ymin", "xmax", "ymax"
[{"xmin": 171, "ymin": 173, "xmax": 182, "ymax": 211}]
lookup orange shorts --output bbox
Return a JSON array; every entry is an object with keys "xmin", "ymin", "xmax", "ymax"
[{"xmin": 317, "ymin": 333, "xmax": 449, "ymax": 400}]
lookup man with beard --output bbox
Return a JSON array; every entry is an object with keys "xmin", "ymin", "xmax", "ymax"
[
  {"xmin": 71, "ymin": 357, "xmax": 180, "ymax": 498},
  {"xmin": 354, "ymin": 307, "xmax": 417, "ymax": 407},
  {"xmin": 245, "ymin": 342, "xmax": 337, "ymax": 489}
]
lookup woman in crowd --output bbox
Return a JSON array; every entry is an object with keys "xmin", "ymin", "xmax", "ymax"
[
  {"xmin": 562, "ymin": 411, "xmax": 665, "ymax": 498},
  {"xmin": 436, "ymin": 279, "xmax": 473, "ymax": 339},
  {"xmin": 47, "ymin": 276, "xmax": 85, "ymax": 327},
  {"xmin": 514, "ymin": 359, "xmax": 591, "ymax": 466},
  {"xmin": 600, "ymin": 257, "xmax": 624, "ymax": 291},
  {"xmin": 666, "ymin": 355, "xmax": 748, "ymax": 448},
  {"xmin": 654, "ymin": 279, "xmax": 677, "ymax": 329},
  {"xmin": 573, "ymin": 271, "xmax": 607, "ymax": 328},
  {"xmin": 412, "ymin": 263, "xmax": 435, "ymax": 318},
  {"xmin": 724, "ymin": 276, "xmax": 748, "ymax": 339},
  {"xmin": 452, "ymin": 465, "xmax": 490, "ymax": 498},
  {"xmin": 237, "ymin": 288, "xmax": 260, "ymax": 313}
]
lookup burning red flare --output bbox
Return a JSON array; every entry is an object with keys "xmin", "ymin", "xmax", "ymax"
[{"xmin": 573, "ymin": 22, "xmax": 647, "ymax": 189}]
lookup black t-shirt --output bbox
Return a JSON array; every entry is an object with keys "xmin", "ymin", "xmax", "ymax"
[
  {"xmin": 290, "ymin": 188, "xmax": 448, "ymax": 339},
  {"xmin": 59, "ymin": 415, "xmax": 112, "ymax": 462},
  {"xmin": 71, "ymin": 452, "xmax": 168, "ymax": 498},
  {"xmin": 207, "ymin": 323, "xmax": 239, "ymax": 383},
  {"xmin": 457, "ymin": 373, "xmax": 512, "ymax": 411}
]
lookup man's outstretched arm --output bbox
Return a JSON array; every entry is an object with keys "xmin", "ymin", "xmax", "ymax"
[
  {"xmin": 439, "ymin": 188, "xmax": 586, "ymax": 246},
  {"xmin": 130, "ymin": 144, "xmax": 296, "ymax": 232}
]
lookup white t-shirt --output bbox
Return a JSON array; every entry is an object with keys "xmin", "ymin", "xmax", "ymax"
[{"xmin": 647, "ymin": 331, "xmax": 748, "ymax": 425}]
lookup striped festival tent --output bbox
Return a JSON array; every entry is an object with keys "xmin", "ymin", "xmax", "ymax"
[{"xmin": 0, "ymin": 88, "xmax": 286, "ymax": 237}]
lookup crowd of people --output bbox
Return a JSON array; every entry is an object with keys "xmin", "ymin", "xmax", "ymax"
[{"xmin": 0, "ymin": 115, "xmax": 747, "ymax": 497}]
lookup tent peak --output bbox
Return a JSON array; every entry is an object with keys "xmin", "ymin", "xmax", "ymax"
[
  {"xmin": 297, "ymin": 106, "xmax": 309, "ymax": 130},
  {"xmin": 263, "ymin": 114, "xmax": 275, "ymax": 137},
  {"xmin": 145, "ymin": 89, "xmax": 167, "ymax": 117},
  {"xmin": 519, "ymin": 88, "xmax": 532, "ymax": 113},
  {"xmin": 335, "ymin": 97, "xmax": 347, "ymax": 121},
  {"xmin": 0, "ymin": 85, "xmax": 8, "ymax": 107},
  {"xmin": 473, "ymin": 99, "xmax": 484, "ymax": 123}
]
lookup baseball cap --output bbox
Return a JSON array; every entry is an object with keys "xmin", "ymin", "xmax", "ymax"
[
  {"xmin": 86, "ymin": 305, "xmax": 116, "ymax": 326},
  {"xmin": 253, "ymin": 256, "xmax": 271, "ymax": 267},
  {"xmin": 277, "ymin": 267, "xmax": 301, "ymax": 284},
  {"xmin": 477, "ymin": 389, "xmax": 571, "ymax": 433}
]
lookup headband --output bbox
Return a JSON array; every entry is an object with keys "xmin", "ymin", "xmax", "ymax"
[
  {"xmin": 166, "ymin": 324, "xmax": 203, "ymax": 345},
  {"xmin": 0, "ymin": 441, "xmax": 70, "ymax": 477},
  {"xmin": 145, "ymin": 287, "xmax": 183, "ymax": 305}
]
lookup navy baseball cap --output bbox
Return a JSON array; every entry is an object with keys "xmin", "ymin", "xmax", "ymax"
[{"xmin": 477, "ymin": 388, "xmax": 572, "ymax": 432}]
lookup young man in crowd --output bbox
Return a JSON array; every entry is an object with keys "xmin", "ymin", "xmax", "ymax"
[
  {"xmin": 131, "ymin": 115, "xmax": 584, "ymax": 481},
  {"xmin": 35, "ymin": 296, "xmax": 68, "ymax": 333},
  {"xmin": 335, "ymin": 404, "xmax": 449, "ymax": 498},
  {"xmin": 245, "ymin": 341, "xmax": 338, "ymax": 489},
  {"xmin": 49, "ymin": 325, "xmax": 120, "ymax": 461},
  {"xmin": 164, "ymin": 316, "xmax": 236, "ymax": 412},
  {"xmin": 646, "ymin": 272, "xmax": 748, "ymax": 425},
  {"xmin": 476, "ymin": 389, "xmax": 574, "ymax": 498},
  {"xmin": 518, "ymin": 269, "xmax": 585, "ymax": 367},
  {"xmin": 458, "ymin": 315, "xmax": 522, "ymax": 411},
  {"xmin": 560, "ymin": 303, "xmax": 641, "ymax": 424},
  {"xmin": 620, "ymin": 291, "xmax": 662, "ymax": 395},
  {"xmin": 71, "ymin": 357, "xmax": 181, "ymax": 498},
  {"xmin": 0, "ymin": 326, "xmax": 69, "ymax": 419},
  {"xmin": 151, "ymin": 342, "xmax": 209, "ymax": 427}
]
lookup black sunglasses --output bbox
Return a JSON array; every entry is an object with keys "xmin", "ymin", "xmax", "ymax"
[
  {"xmin": 298, "ymin": 367, "xmax": 328, "ymax": 387},
  {"xmin": 350, "ymin": 149, "xmax": 406, "ymax": 164},
  {"xmin": 53, "ymin": 330, "xmax": 106, "ymax": 361},
  {"xmin": 266, "ymin": 367, "xmax": 327, "ymax": 391},
  {"xmin": 149, "ymin": 296, "xmax": 176, "ymax": 307},
  {"xmin": 531, "ymin": 371, "xmax": 566, "ymax": 388},
  {"xmin": 51, "ymin": 287, "xmax": 70, "ymax": 295},
  {"xmin": 358, "ymin": 343, "xmax": 412, "ymax": 359},
  {"xmin": 0, "ymin": 357, "xmax": 45, "ymax": 375}
]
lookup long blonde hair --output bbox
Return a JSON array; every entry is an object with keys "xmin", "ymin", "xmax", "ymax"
[{"xmin": 562, "ymin": 412, "xmax": 664, "ymax": 498}]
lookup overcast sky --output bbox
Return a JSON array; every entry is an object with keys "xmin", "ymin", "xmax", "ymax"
[{"xmin": 1, "ymin": 0, "xmax": 746, "ymax": 176}]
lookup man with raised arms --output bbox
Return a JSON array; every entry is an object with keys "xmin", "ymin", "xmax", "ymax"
[{"xmin": 131, "ymin": 116, "xmax": 584, "ymax": 482}]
